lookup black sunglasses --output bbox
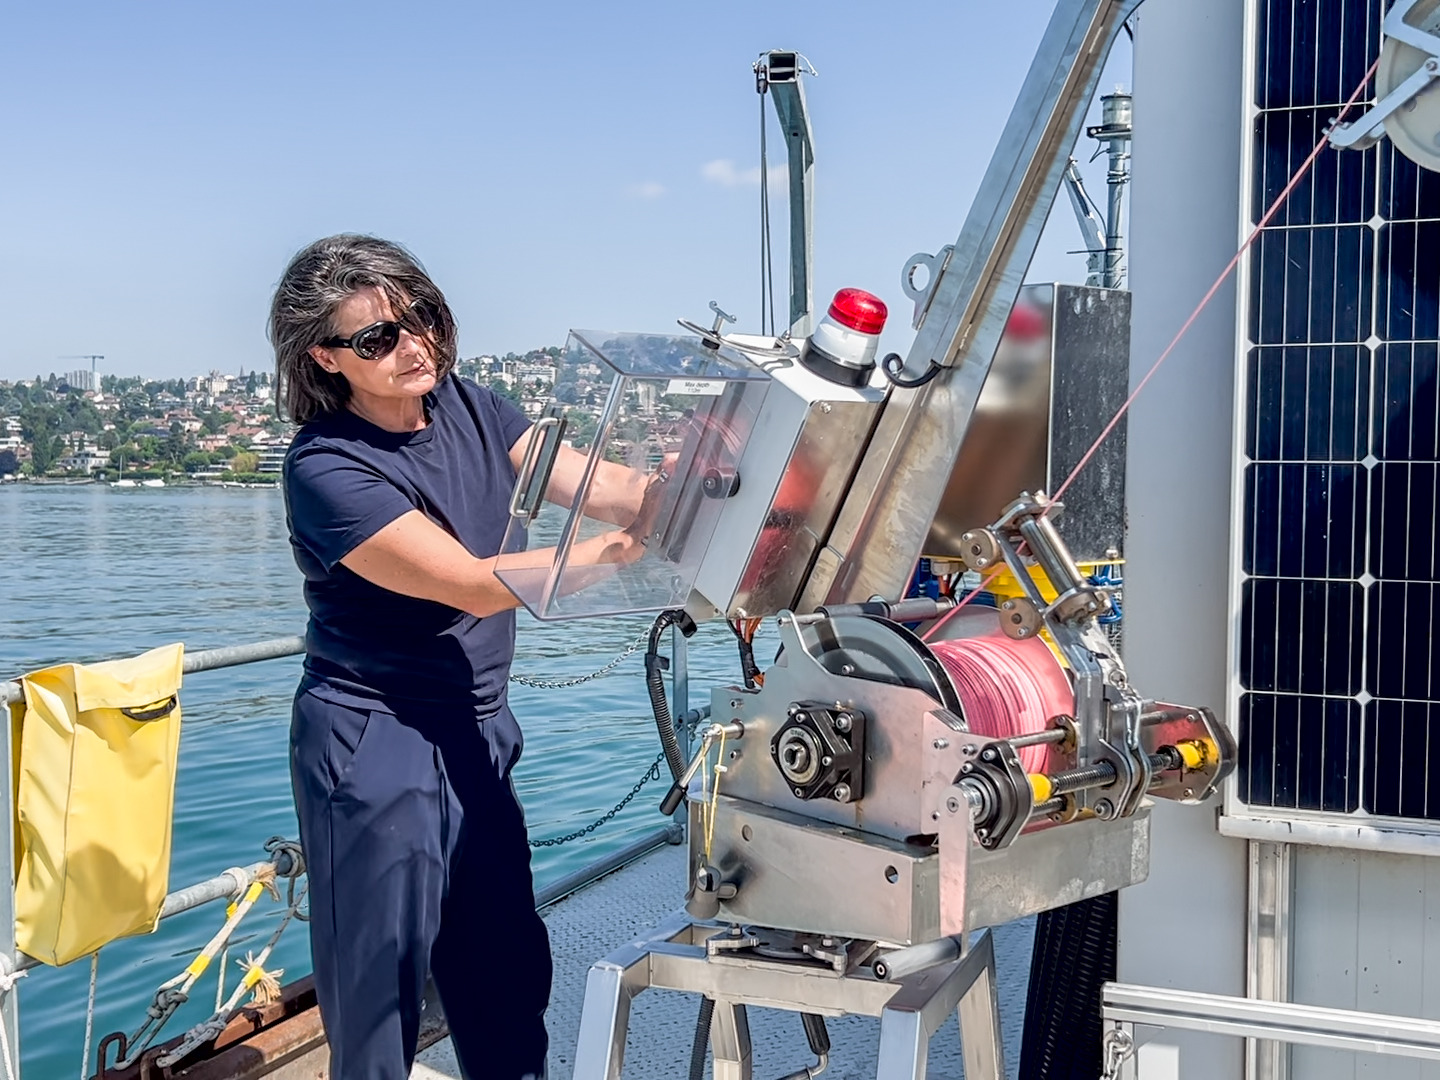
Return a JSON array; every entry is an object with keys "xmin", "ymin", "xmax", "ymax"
[{"xmin": 320, "ymin": 299, "xmax": 440, "ymax": 361}]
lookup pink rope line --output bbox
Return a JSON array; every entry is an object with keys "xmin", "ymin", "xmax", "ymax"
[
  {"xmin": 922, "ymin": 55, "xmax": 1381, "ymax": 644},
  {"xmin": 1051, "ymin": 55, "xmax": 1381, "ymax": 505}
]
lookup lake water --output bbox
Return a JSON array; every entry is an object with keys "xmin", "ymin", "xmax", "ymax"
[{"xmin": 0, "ymin": 484, "xmax": 745, "ymax": 1079}]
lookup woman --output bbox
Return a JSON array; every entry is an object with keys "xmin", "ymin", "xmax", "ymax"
[{"xmin": 272, "ymin": 234, "xmax": 656, "ymax": 1080}]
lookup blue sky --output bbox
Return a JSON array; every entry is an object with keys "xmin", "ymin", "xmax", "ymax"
[{"xmin": 2, "ymin": 1, "xmax": 1132, "ymax": 381}]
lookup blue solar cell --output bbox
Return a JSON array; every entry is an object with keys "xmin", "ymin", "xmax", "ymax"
[
  {"xmin": 1369, "ymin": 463, "xmax": 1439, "ymax": 581},
  {"xmin": 1378, "ymin": 221, "xmax": 1440, "ymax": 341},
  {"xmin": 1366, "ymin": 582, "xmax": 1440, "ymax": 700},
  {"xmin": 1373, "ymin": 343, "xmax": 1440, "ymax": 462},
  {"xmin": 1251, "ymin": 226, "xmax": 1373, "ymax": 345},
  {"xmin": 1239, "ymin": 693, "xmax": 1361, "ymax": 811},
  {"xmin": 1380, "ymin": 142, "xmax": 1440, "ymax": 221},
  {"xmin": 1364, "ymin": 700, "xmax": 1439, "ymax": 819},
  {"xmin": 1246, "ymin": 346, "xmax": 1369, "ymax": 461},
  {"xmin": 1253, "ymin": 108, "xmax": 1375, "ymax": 227},
  {"xmin": 1244, "ymin": 463, "xmax": 1368, "ymax": 578},
  {"xmin": 1255, "ymin": 0, "xmax": 1379, "ymax": 109},
  {"xmin": 1240, "ymin": 578, "xmax": 1364, "ymax": 696}
]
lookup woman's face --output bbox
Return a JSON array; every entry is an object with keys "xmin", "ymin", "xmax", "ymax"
[{"xmin": 308, "ymin": 285, "xmax": 439, "ymax": 400}]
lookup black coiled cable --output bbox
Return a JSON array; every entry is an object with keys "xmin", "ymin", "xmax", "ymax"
[{"xmin": 646, "ymin": 608, "xmax": 698, "ymax": 785}]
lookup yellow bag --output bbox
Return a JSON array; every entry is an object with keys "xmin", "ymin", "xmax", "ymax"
[{"xmin": 13, "ymin": 643, "xmax": 184, "ymax": 965}]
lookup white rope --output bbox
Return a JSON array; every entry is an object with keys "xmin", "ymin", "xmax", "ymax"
[
  {"xmin": 0, "ymin": 968, "xmax": 26, "ymax": 1080},
  {"xmin": 0, "ymin": 1016, "xmax": 15, "ymax": 1080},
  {"xmin": 79, "ymin": 953, "xmax": 99, "ymax": 1080},
  {"xmin": 215, "ymin": 946, "xmax": 228, "ymax": 1012}
]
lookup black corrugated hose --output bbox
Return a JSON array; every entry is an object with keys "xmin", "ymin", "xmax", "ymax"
[
  {"xmin": 689, "ymin": 996, "xmax": 716, "ymax": 1080},
  {"xmin": 646, "ymin": 608, "xmax": 698, "ymax": 783},
  {"xmin": 1017, "ymin": 891, "xmax": 1118, "ymax": 1080},
  {"xmin": 643, "ymin": 609, "xmax": 709, "ymax": 1078}
]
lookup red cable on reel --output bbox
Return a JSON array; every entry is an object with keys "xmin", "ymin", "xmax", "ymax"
[{"xmin": 928, "ymin": 630, "xmax": 1073, "ymax": 774}]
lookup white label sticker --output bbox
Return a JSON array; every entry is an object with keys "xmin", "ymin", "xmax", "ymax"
[{"xmin": 665, "ymin": 378, "xmax": 726, "ymax": 397}]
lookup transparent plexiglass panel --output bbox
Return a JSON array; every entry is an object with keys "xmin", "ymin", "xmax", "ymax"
[{"xmin": 495, "ymin": 330, "xmax": 769, "ymax": 619}]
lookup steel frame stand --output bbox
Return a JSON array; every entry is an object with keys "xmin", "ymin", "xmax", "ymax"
[{"xmin": 572, "ymin": 911, "xmax": 1005, "ymax": 1080}]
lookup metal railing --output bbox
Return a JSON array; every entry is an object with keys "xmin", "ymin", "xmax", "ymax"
[
  {"xmin": 3, "ymin": 636, "xmax": 307, "ymax": 707},
  {"xmin": 1102, "ymin": 982, "xmax": 1440, "ymax": 1069},
  {"xmin": 1, "ymin": 629, "xmax": 689, "ymax": 1077}
]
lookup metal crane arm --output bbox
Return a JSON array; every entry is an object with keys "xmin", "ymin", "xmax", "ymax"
[{"xmin": 800, "ymin": 0, "xmax": 1144, "ymax": 610}]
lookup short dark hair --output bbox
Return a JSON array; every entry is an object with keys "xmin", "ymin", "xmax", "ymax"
[{"xmin": 269, "ymin": 234, "xmax": 459, "ymax": 424}]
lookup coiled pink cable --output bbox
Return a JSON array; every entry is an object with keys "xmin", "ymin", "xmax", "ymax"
[{"xmin": 929, "ymin": 631, "xmax": 1073, "ymax": 773}]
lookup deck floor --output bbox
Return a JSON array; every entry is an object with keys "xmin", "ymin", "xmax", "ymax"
[{"xmin": 413, "ymin": 841, "xmax": 1034, "ymax": 1080}]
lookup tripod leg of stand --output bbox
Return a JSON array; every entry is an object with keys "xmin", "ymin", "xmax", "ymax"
[
  {"xmin": 710, "ymin": 1000, "xmax": 754, "ymax": 1080},
  {"xmin": 572, "ymin": 958, "xmax": 639, "ymax": 1080},
  {"xmin": 956, "ymin": 931, "xmax": 1004, "ymax": 1080},
  {"xmin": 877, "ymin": 1004, "xmax": 930, "ymax": 1080},
  {"xmin": 876, "ymin": 928, "xmax": 1005, "ymax": 1080}
]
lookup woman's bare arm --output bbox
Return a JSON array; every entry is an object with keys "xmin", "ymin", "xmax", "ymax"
[
  {"xmin": 508, "ymin": 427, "xmax": 652, "ymax": 527},
  {"xmin": 339, "ymin": 509, "xmax": 642, "ymax": 618}
]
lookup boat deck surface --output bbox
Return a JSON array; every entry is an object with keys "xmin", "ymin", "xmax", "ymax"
[{"xmin": 413, "ymin": 841, "xmax": 1034, "ymax": 1080}]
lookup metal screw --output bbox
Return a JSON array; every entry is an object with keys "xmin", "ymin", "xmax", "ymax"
[
  {"xmin": 833, "ymin": 783, "xmax": 852, "ymax": 803},
  {"xmin": 819, "ymin": 401, "xmax": 833, "ymax": 414},
  {"xmin": 839, "ymin": 663, "xmax": 856, "ymax": 675},
  {"xmin": 822, "ymin": 937, "xmax": 834, "ymax": 947},
  {"xmin": 794, "ymin": 787, "xmax": 805, "ymax": 797},
  {"xmin": 795, "ymin": 712, "xmax": 810, "ymax": 724},
  {"xmin": 1182, "ymin": 788, "xmax": 1195, "ymax": 799},
  {"xmin": 962, "ymin": 744, "xmax": 978, "ymax": 758},
  {"xmin": 821, "ymin": 755, "xmax": 833, "ymax": 767},
  {"xmin": 961, "ymin": 762, "xmax": 974, "ymax": 773},
  {"xmin": 981, "ymin": 748, "xmax": 997, "ymax": 762},
  {"xmin": 945, "ymin": 796, "xmax": 960, "ymax": 814},
  {"xmin": 1094, "ymin": 799, "xmax": 1115, "ymax": 819},
  {"xmin": 933, "ymin": 738, "xmax": 950, "ymax": 750},
  {"xmin": 730, "ymin": 699, "xmax": 743, "ymax": 709},
  {"xmin": 976, "ymin": 828, "xmax": 989, "ymax": 840},
  {"xmin": 833, "ymin": 713, "xmax": 853, "ymax": 732}
]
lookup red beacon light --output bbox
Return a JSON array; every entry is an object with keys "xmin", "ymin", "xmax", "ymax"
[{"xmin": 800, "ymin": 287, "xmax": 888, "ymax": 387}]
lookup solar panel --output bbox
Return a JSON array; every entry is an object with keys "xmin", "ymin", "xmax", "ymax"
[{"xmin": 1238, "ymin": 0, "xmax": 1440, "ymax": 824}]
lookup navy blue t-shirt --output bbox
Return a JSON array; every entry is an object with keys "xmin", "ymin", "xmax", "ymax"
[{"xmin": 283, "ymin": 375, "xmax": 532, "ymax": 711}]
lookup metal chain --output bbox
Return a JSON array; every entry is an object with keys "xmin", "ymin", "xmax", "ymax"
[
  {"xmin": 508, "ymin": 627, "xmax": 652, "ymax": 690},
  {"xmin": 1099, "ymin": 1027, "xmax": 1135, "ymax": 1080},
  {"xmin": 529, "ymin": 752, "xmax": 666, "ymax": 848}
]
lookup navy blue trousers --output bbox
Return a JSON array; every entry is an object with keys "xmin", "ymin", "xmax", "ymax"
[{"xmin": 290, "ymin": 682, "xmax": 552, "ymax": 1080}]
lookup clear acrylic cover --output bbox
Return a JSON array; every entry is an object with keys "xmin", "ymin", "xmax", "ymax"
[{"xmin": 495, "ymin": 330, "xmax": 770, "ymax": 620}]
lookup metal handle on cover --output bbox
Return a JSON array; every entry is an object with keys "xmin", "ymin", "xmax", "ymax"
[{"xmin": 508, "ymin": 415, "xmax": 565, "ymax": 521}]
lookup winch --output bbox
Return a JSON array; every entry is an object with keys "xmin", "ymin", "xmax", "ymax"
[{"xmin": 672, "ymin": 491, "xmax": 1232, "ymax": 951}]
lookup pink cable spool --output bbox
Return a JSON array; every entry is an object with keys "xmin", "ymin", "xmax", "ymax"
[{"xmin": 929, "ymin": 631, "xmax": 1074, "ymax": 774}]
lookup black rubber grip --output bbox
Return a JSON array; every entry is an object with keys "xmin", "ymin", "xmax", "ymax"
[
  {"xmin": 121, "ymin": 695, "xmax": 178, "ymax": 722},
  {"xmin": 660, "ymin": 782, "xmax": 687, "ymax": 817},
  {"xmin": 801, "ymin": 1013, "xmax": 831, "ymax": 1055}
]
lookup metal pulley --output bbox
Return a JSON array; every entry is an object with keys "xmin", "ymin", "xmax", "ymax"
[{"xmin": 1331, "ymin": 0, "xmax": 1440, "ymax": 171}]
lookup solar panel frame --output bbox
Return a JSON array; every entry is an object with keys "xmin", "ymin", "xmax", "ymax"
[{"xmin": 1228, "ymin": 0, "xmax": 1440, "ymax": 836}]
